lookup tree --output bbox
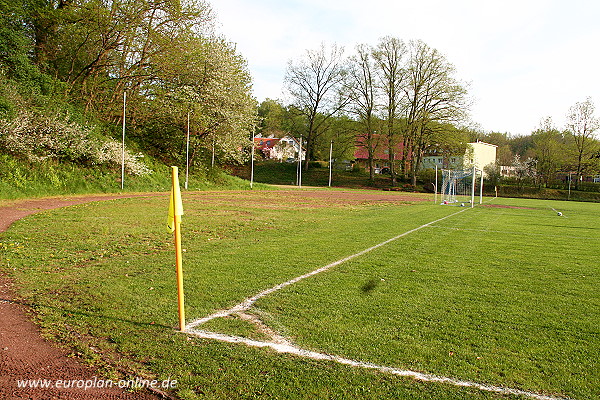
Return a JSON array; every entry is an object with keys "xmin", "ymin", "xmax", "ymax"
[
  {"xmin": 284, "ymin": 43, "xmax": 348, "ymax": 170},
  {"xmin": 531, "ymin": 117, "xmax": 566, "ymax": 186},
  {"xmin": 404, "ymin": 40, "xmax": 469, "ymax": 185},
  {"xmin": 319, "ymin": 114, "xmax": 358, "ymax": 162},
  {"xmin": 257, "ymin": 99, "xmax": 287, "ymax": 137},
  {"xmin": 347, "ymin": 43, "xmax": 379, "ymax": 181},
  {"xmin": 19, "ymin": 0, "xmax": 256, "ymax": 167},
  {"xmin": 565, "ymin": 97, "xmax": 600, "ymax": 187},
  {"xmin": 372, "ymin": 36, "xmax": 407, "ymax": 185}
]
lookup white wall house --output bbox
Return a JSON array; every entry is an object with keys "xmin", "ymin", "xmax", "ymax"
[
  {"xmin": 254, "ymin": 135, "xmax": 305, "ymax": 161},
  {"xmin": 421, "ymin": 141, "xmax": 497, "ymax": 175}
]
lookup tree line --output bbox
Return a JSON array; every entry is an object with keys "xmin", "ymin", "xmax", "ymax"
[
  {"xmin": 278, "ymin": 39, "xmax": 469, "ymax": 186},
  {"xmin": 0, "ymin": 0, "xmax": 256, "ymax": 172},
  {"xmin": 261, "ymin": 40, "xmax": 599, "ymax": 188},
  {"xmin": 2, "ymin": 1, "xmax": 597, "ymax": 188},
  {"xmin": 477, "ymin": 99, "xmax": 600, "ymax": 189}
]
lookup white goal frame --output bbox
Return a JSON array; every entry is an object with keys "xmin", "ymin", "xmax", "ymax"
[{"xmin": 438, "ymin": 167, "xmax": 484, "ymax": 208}]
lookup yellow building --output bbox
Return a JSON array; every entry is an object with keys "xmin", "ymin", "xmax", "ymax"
[{"xmin": 422, "ymin": 140, "xmax": 497, "ymax": 175}]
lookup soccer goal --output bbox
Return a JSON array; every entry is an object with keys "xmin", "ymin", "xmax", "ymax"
[{"xmin": 439, "ymin": 167, "xmax": 483, "ymax": 207}]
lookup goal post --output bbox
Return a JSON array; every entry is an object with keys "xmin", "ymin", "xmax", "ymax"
[{"xmin": 440, "ymin": 167, "xmax": 483, "ymax": 207}]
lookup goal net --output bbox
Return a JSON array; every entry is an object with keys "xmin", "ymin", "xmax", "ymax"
[{"xmin": 439, "ymin": 168, "xmax": 482, "ymax": 207}]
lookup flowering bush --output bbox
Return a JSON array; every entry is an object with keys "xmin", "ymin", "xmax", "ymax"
[{"xmin": 0, "ymin": 111, "xmax": 151, "ymax": 176}]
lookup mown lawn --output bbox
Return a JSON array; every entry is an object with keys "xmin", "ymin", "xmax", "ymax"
[{"xmin": 1, "ymin": 192, "xmax": 598, "ymax": 399}]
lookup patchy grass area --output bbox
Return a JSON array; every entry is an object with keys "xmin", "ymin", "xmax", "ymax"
[{"xmin": 1, "ymin": 192, "xmax": 598, "ymax": 399}]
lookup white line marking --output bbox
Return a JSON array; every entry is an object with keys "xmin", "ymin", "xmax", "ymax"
[
  {"xmin": 185, "ymin": 208, "xmax": 469, "ymax": 330},
  {"xmin": 187, "ymin": 329, "xmax": 570, "ymax": 400},
  {"xmin": 184, "ymin": 206, "xmax": 572, "ymax": 400}
]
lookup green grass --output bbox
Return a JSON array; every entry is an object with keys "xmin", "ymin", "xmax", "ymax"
[
  {"xmin": 231, "ymin": 160, "xmax": 399, "ymax": 189},
  {"xmin": 1, "ymin": 192, "xmax": 598, "ymax": 399},
  {"xmin": 0, "ymin": 154, "xmax": 265, "ymax": 199}
]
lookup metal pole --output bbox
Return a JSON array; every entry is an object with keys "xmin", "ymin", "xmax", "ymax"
[
  {"xmin": 434, "ymin": 165, "xmax": 438, "ymax": 204},
  {"xmin": 479, "ymin": 169, "xmax": 484, "ymax": 204},
  {"xmin": 121, "ymin": 91, "xmax": 126, "ymax": 190},
  {"xmin": 250, "ymin": 134, "xmax": 255, "ymax": 190},
  {"xmin": 328, "ymin": 140, "xmax": 333, "ymax": 187},
  {"xmin": 298, "ymin": 136, "xmax": 303, "ymax": 188},
  {"xmin": 296, "ymin": 143, "xmax": 300, "ymax": 185},
  {"xmin": 471, "ymin": 166, "xmax": 476, "ymax": 208},
  {"xmin": 185, "ymin": 112, "xmax": 190, "ymax": 190},
  {"xmin": 568, "ymin": 172, "xmax": 571, "ymax": 200},
  {"xmin": 211, "ymin": 137, "xmax": 215, "ymax": 167}
]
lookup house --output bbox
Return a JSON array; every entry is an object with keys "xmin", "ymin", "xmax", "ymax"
[
  {"xmin": 254, "ymin": 135, "xmax": 305, "ymax": 161},
  {"xmin": 500, "ymin": 165, "xmax": 518, "ymax": 177},
  {"xmin": 353, "ymin": 135, "xmax": 407, "ymax": 172},
  {"xmin": 421, "ymin": 141, "xmax": 497, "ymax": 174}
]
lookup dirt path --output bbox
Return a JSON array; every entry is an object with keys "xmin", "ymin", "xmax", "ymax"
[{"xmin": 0, "ymin": 193, "xmax": 167, "ymax": 400}]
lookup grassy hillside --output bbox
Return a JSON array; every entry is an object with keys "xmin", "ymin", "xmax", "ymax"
[{"xmin": 0, "ymin": 153, "xmax": 263, "ymax": 199}]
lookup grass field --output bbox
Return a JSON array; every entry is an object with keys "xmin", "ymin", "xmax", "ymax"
[{"xmin": 1, "ymin": 190, "xmax": 598, "ymax": 399}]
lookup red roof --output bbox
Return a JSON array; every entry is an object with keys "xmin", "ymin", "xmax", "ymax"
[
  {"xmin": 354, "ymin": 135, "xmax": 406, "ymax": 160},
  {"xmin": 254, "ymin": 138, "xmax": 281, "ymax": 150}
]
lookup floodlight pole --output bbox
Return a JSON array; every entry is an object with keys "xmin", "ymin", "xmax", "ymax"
[
  {"xmin": 250, "ymin": 132, "xmax": 255, "ymax": 190},
  {"xmin": 434, "ymin": 165, "xmax": 438, "ymax": 204},
  {"xmin": 328, "ymin": 140, "xmax": 333, "ymax": 187},
  {"xmin": 296, "ymin": 146, "xmax": 299, "ymax": 185},
  {"xmin": 298, "ymin": 136, "xmax": 303, "ymax": 188},
  {"xmin": 479, "ymin": 169, "xmax": 484, "ymax": 204},
  {"xmin": 471, "ymin": 165, "xmax": 476, "ymax": 208},
  {"xmin": 121, "ymin": 91, "xmax": 126, "ymax": 190},
  {"xmin": 185, "ymin": 111, "xmax": 190, "ymax": 190},
  {"xmin": 211, "ymin": 137, "xmax": 215, "ymax": 167}
]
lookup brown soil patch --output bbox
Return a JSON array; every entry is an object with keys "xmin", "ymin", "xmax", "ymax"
[
  {"xmin": 186, "ymin": 188, "xmax": 429, "ymax": 209},
  {"xmin": 1, "ymin": 193, "xmax": 166, "ymax": 400}
]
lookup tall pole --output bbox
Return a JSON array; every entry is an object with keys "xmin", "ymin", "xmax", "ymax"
[
  {"xmin": 298, "ymin": 136, "xmax": 303, "ymax": 188},
  {"xmin": 328, "ymin": 140, "xmax": 333, "ymax": 187},
  {"xmin": 211, "ymin": 137, "xmax": 215, "ymax": 167},
  {"xmin": 250, "ymin": 133, "xmax": 255, "ymax": 189},
  {"xmin": 568, "ymin": 172, "xmax": 572, "ymax": 200},
  {"xmin": 471, "ymin": 166, "xmax": 476, "ymax": 208},
  {"xmin": 434, "ymin": 165, "xmax": 438, "ymax": 204},
  {"xmin": 185, "ymin": 112, "xmax": 190, "ymax": 190},
  {"xmin": 121, "ymin": 91, "xmax": 126, "ymax": 190},
  {"xmin": 296, "ymin": 148, "xmax": 300, "ymax": 185},
  {"xmin": 479, "ymin": 169, "xmax": 484, "ymax": 204}
]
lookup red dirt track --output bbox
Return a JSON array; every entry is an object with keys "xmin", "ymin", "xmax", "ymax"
[
  {"xmin": 0, "ymin": 189, "xmax": 427, "ymax": 399},
  {"xmin": 1, "ymin": 194, "xmax": 167, "ymax": 400}
]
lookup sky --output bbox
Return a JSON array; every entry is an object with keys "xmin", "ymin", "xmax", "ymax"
[{"xmin": 209, "ymin": 0, "xmax": 600, "ymax": 136}]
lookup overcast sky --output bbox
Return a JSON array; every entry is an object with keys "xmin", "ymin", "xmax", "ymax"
[{"xmin": 210, "ymin": 0, "xmax": 600, "ymax": 136}]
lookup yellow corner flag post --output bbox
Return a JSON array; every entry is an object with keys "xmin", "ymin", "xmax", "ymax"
[{"xmin": 168, "ymin": 166, "xmax": 185, "ymax": 331}]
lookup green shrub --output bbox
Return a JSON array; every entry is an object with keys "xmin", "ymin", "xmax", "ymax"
[
  {"xmin": 417, "ymin": 168, "xmax": 436, "ymax": 184},
  {"xmin": 308, "ymin": 160, "xmax": 328, "ymax": 168},
  {"xmin": 0, "ymin": 111, "xmax": 151, "ymax": 176}
]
